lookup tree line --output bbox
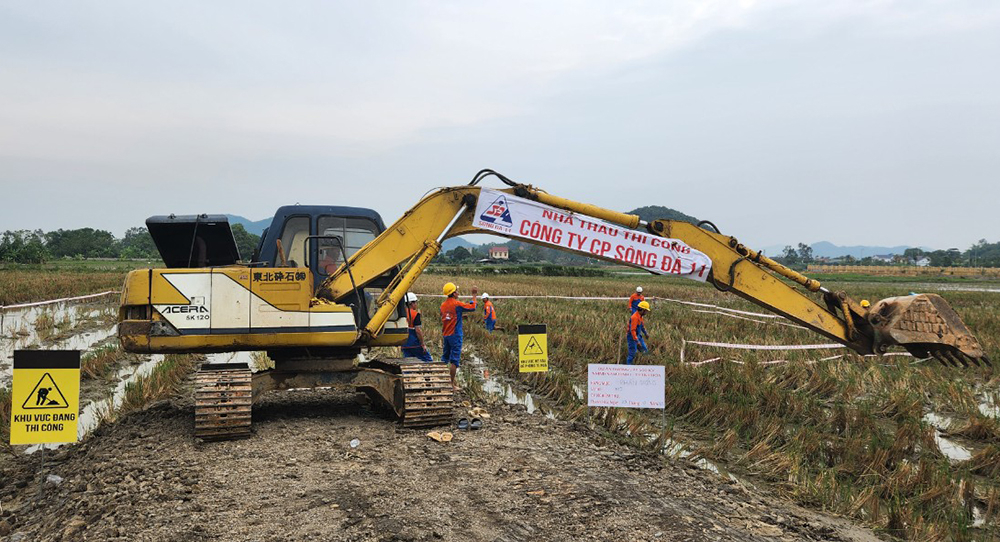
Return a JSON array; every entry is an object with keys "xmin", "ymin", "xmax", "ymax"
[
  {"xmin": 0, "ymin": 225, "xmax": 260, "ymax": 264},
  {"xmin": 776, "ymin": 240, "xmax": 1000, "ymax": 268}
]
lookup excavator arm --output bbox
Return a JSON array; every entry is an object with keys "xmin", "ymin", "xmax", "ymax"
[{"xmin": 317, "ymin": 170, "xmax": 989, "ymax": 367}]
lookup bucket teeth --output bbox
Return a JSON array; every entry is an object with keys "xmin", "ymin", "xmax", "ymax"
[
  {"xmin": 194, "ymin": 366, "xmax": 253, "ymax": 441},
  {"xmin": 871, "ymin": 294, "xmax": 990, "ymax": 369}
]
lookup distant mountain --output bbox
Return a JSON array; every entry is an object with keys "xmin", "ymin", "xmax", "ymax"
[
  {"xmin": 758, "ymin": 241, "xmax": 930, "ymax": 259},
  {"xmin": 225, "ymin": 215, "xmax": 271, "ymax": 236},
  {"xmin": 442, "ymin": 237, "xmax": 478, "ymax": 252},
  {"xmin": 627, "ymin": 205, "xmax": 699, "ymax": 225}
]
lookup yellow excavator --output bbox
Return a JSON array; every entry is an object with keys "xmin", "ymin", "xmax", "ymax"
[{"xmin": 118, "ymin": 169, "xmax": 990, "ymax": 440}]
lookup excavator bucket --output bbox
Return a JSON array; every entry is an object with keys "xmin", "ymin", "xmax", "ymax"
[{"xmin": 868, "ymin": 294, "xmax": 991, "ymax": 367}]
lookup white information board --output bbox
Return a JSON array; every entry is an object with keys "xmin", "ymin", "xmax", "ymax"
[{"xmin": 587, "ymin": 364, "xmax": 665, "ymax": 409}]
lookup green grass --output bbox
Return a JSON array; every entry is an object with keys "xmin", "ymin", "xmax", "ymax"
[
  {"xmin": 81, "ymin": 344, "xmax": 136, "ymax": 380},
  {"xmin": 114, "ymin": 354, "xmax": 199, "ymax": 417}
]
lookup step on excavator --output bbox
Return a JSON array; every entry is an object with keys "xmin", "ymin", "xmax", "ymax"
[{"xmin": 118, "ymin": 169, "xmax": 991, "ymax": 440}]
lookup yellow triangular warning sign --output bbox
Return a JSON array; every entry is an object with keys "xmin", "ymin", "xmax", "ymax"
[
  {"xmin": 20, "ymin": 372, "xmax": 69, "ymax": 409},
  {"xmin": 523, "ymin": 336, "xmax": 544, "ymax": 356}
]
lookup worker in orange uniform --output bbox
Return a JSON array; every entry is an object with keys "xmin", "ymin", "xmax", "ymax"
[
  {"xmin": 629, "ymin": 286, "xmax": 645, "ymax": 314},
  {"xmin": 440, "ymin": 282, "xmax": 477, "ymax": 390},
  {"xmin": 626, "ymin": 300, "xmax": 650, "ymax": 364},
  {"xmin": 401, "ymin": 292, "xmax": 432, "ymax": 361},
  {"xmin": 482, "ymin": 293, "xmax": 497, "ymax": 333}
]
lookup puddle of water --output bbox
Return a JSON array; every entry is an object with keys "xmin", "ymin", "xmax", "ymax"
[
  {"xmin": 659, "ymin": 437, "xmax": 737, "ymax": 480},
  {"xmin": 974, "ymin": 505, "xmax": 986, "ymax": 528},
  {"xmin": 929, "ymin": 284, "xmax": 1000, "ymax": 294},
  {"xmin": 979, "ymin": 402, "xmax": 999, "ymax": 419},
  {"xmin": 923, "ymin": 413, "xmax": 974, "ymax": 462},
  {"xmin": 464, "ymin": 354, "xmax": 556, "ymax": 419},
  {"xmin": 1, "ymin": 300, "xmax": 116, "ymax": 387},
  {"xmin": 1, "ymin": 323, "xmax": 116, "ymax": 388}
]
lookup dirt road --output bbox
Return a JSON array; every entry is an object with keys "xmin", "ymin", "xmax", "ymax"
[{"xmin": 0, "ymin": 385, "xmax": 882, "ymax": 542}]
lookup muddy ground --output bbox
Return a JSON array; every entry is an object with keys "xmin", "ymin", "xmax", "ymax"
[{"xmin": 0, "ymin": 382, "xmax": 883, "ymax": 542}]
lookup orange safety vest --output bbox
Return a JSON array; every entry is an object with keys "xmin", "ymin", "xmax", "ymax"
[
  {"xmin": 628, "ymin": 311, "xmax": 644, "ymax": 340},
  {"xmin": 441, "ymin": 297, "xmax": 476, "ymax": 336}
]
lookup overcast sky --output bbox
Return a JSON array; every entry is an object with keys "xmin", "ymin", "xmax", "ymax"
[{"xmin": 1, "ymin": 0, "xmax": 998, "ymax": 250}]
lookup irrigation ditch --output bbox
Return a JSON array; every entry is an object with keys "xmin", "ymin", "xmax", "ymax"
[{"xmin": 0, "ymin": 294, "xmax": 189, "ymax": 452}]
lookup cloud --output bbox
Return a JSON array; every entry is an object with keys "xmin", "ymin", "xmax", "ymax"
[{"xmin": 0, "ymin": 0, "xmax": 998, "ymax": 248}]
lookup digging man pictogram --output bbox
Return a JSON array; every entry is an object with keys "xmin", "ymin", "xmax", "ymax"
[
  {"xmin": 36, "ymin": 387, "xmax": 53, "ymax": 406},
  {"xmin": 20, "ymin": 372, "xmax": 70, "ymax": 409}
]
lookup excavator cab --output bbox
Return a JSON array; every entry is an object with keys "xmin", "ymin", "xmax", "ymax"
[{"xmin": 249, "ymin": 205, "xmax": 406, "ymax": 331}]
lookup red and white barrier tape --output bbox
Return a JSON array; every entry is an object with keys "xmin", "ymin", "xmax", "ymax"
[
  {"xmin": 413, "ymin": 292, "xmax": 786, "ymax": 320},
  {"xmin": 684, "ymin": 343, "xmax": 921, "ymax": 366},
  {"xmin": 680, "ymin": 339, "xmax": 844, "ymax": 364},
  {"xmin": 0, "ymin": 290, "xmax": 119, "ymax": 312},
  {"xmin": 689, "ymin": 309, "xmax": 808, "ymax": 330}
]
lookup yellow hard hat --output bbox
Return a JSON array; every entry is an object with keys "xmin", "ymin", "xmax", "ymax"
[
  {"xmin": 442, "ymin": 282, "xmax": 458, "ymax": 296},
  {"xmin": 860, "ymin": 299, "xmax": 871, "ymax": 308},
  {"xmin": 638, "ymin": 301, "xmax": 651, "ymax": 311}
]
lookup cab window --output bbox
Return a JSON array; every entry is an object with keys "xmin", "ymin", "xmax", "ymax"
[
  {"xmin": 316, "ymin": 216, "xmax": 379, "ymax": 276},
  {"xmin": 273, "ymin": 216, "xmax": 309, "ymax": 267}
]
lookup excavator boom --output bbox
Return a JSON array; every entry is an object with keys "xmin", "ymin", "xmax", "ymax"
[
  {"xmin": 118, "ymin": 169, "xmax": 989, "ymax": 440},
  {"xmin": 317, "ymin": 169, "xmax": 989, "ymax": 366}
]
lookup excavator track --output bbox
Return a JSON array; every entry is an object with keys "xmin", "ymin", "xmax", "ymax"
[
  {"xmin": 194, "ymin": 364, "xmax": 253, "ymax": 441},
  {"xmin": 398, "ymin": 362, "xmax": 454, "ymax": 428}
]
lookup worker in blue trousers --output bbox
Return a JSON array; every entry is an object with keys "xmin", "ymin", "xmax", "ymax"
[
  {"xmin": 401, "ymin": 292, "xmax": 433, "ymax": 361},
  {"xmin": 628, "ymin": 286, "xmax": 645, "ymax": 314},
  {"xmin": 626, "ymin": 300, "xmax": 650, "ymax": 364},
  {"xmin": 482, "ymin": 293, "xmax": 497, "ymax": 333}
]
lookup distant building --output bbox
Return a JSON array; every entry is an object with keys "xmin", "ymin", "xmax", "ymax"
[
  {"xmin": 873, "ymin": 254, "xmax": 894, "ymax": 263},
  {"xmin": 915, "ymin": 257, "xmax": 931, "ymax": 267},
  {"xmin": 488, "ymin": 246, "xmax": 509, "ymax": 260}
]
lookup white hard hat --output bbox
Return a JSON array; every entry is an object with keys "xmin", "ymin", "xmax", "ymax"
[
  {"xmin": 636, "ymin": 286, "xmax": 643, "ymax": 293},
  {"xmin": 481, "ymin": 293, "xmax": 489, "ymax": 299},
  {"xmin": 404, "ymin": 292, "xmax": 418, "ymax": 303}
]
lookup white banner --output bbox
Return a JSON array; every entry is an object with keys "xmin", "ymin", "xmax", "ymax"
[
  {"xmin": 473, "ymin": 188, "xmax": 712, "ymax": 281},
  {"xmin": 588, "ymin": 364, "xmax": 665, "ymax": 409}
]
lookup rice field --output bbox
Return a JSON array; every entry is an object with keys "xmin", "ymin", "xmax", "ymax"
[
  {"xmin": 4, "ymin": 262, "xmax": 1000, "ymax": 539},
  {"xmin": 414, "ymin": 272, "xmax": 1000, "ymax": 541},
  {"xmin": 0, "ymin": 267, "xmax": 127, "ymax": 306}
]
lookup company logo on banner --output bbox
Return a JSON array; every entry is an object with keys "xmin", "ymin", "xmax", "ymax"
[
  {"xmin": 479, "ymin": 193, "xmax": 514, "ymax": 228},
  {"xmin": 472, "ymin": 188, "xmax": 712, "ymax": 281}
]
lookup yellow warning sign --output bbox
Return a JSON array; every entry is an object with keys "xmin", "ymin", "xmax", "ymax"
[
  {"xmin": 10, "ymin": 350, "xmax": 81, "ymax": 445},
  {"xmin": 517, "ymin": 324, "xmax": 548, "ymax": 373}
]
